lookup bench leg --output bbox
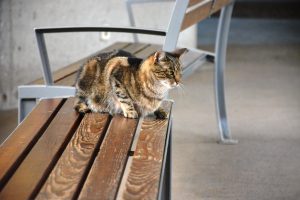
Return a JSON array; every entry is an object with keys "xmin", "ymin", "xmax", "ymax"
[
  {"xmin": 159, "ymin": 120, "xmax": 172, "ymax": 200},
  {"xmin": 18, "ymin": 85, "xmax": 76, "ymax": 123},
  {"xmin": 18, "ymin": 98, "xmax": 37, "ymax": 124},
  {"xmin": 214, "ymin": 2, "xmax": 238, "ymax": 144}
]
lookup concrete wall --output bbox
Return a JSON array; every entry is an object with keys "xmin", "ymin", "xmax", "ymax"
[{"xmin": 0, "ymin": 0, "xmax": 196, "ymax": 110}]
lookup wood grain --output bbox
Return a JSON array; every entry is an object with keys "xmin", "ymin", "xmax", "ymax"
[
  {"xmin": 181, "ymin": 49, "xmax": 204, "ymax": 70},
  {"xmin": 0, "ymin": 98, "xmax": 81, "ymax": 200},
  {"xmin": 78, "ymin": 115, "xmax": 138, "ymax": 200},
  {"xmin": 122, "ymin": 43, "xmax": 150, "ymax": 55},
  {"xmin": 0, "ymin": 98, "xmax": 63, "ymax": 189},
  {"xmin": 35, "ymin": 113, "xmax": 110, "ymax": 200},
  {"xmin": 118, "ymin": 101, "xmax": 173, "ymax": 200},
  {"xmin": 188, "ymin": 0, "xmax": 206, "ymax": 7},
  {"xmin": 135, "ymin": 44, "xmax": 161, "ymax": 59},
  {"xmin": 182, "ymin": 0, "xmax": 232, "ymax": 31},
  {"xmin": 182, "ymin": 0, "xmax": 212, "ymax": 31}
]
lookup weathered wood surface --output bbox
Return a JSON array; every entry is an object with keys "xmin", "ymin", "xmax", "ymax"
[
  {"xmin": 36, "ymin": 113, "xmax": 110, "ymax": 200},
  {"xmin": 78, "ymin": 115, "xmax": 138, "ymax": 200},
  {"xmin": 118, "ymin": 101, "xmax": 172, "ymax": 200},
  {"xmin": 51, "ymin": 42, "xmax": 158, "ymax": 87},
  {"xmin": 0, "ymin": 98, "xmax": 81, "ymax": 200},
  {"xmin": 0, "ymin": 98, "xmax": 63, "ymax": 188},
  {"xmin": 135, "ymin": 44, "xmax": 161, "ymax": 58},
  {"xmin": 182, "ymin": 0, "xmax": 232, "ymax": 31},
  {"xmin": 188, "ymin": 0, "xmax": 205, "ymax": 7},
  {"xmin": 122, "ymin": 43, "xmax": 150, "ymax": 54},
  {"xmin": 0, "ymin": 98, "xmax": 172, "ymax": 200}
]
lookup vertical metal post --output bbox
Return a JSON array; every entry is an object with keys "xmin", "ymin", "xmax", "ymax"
[
  {"xmin": 35, "ymin": 31, "xmax": 53, "ymax": 85},
  {"xmin": 126, "ymin": 0, "xmax": 139, "ymax": 42},
  {"xmin": 18, "ymin": 98, "xmax": 36, "ymax": 123},
  {"xmin": 166, "ymin": 121, "xmax": 172, "ymax": 200},
  {"xmin": 214, "ymin": 1, "xmax": 238, "ymax": 144},
  {"xmin": 159, "ymin": 118, "xmax": 172, "ymax": 200},
  {"xmin": 163, "ymin": 0, "xmax": 189, "ymax": 52}
]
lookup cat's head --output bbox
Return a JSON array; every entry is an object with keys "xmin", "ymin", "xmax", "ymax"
[{"xmin": 151, "ymin": 48, "xmax": 187, "ymax": 88}]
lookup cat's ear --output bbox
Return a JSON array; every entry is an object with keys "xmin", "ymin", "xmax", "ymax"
[
  {"xmin": 171, "ymin": 48, "xmax": 188, "ymax": 58},
  {"xmin": 154, "ymin": 51, "xmax": 167, "ymax": 63}
]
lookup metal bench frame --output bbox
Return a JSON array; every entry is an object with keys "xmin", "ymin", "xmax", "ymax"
[{"xmin": 18, "ymin": 0, "xmax": 237, "ymax": 144}]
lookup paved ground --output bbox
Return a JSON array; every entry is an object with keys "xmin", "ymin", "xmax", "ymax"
[
  {"xmin": 1, "ymin": 44, "xmax": 300, "ymax": 199},
  {"xmin": 170, "ymin": 44, "xmax": 300, "ymax": 200}
]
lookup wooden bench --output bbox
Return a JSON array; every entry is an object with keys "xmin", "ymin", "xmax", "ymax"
[
  {"xmin": 7, "ymin": 0, "xmax": 237, "ymax": 199},
  {"xmin": 18, "ymin": 0, "xmax": 237, "ymax": 144},
  {"xmin": 0, "ymin": 98, "xmax": 173, "ymax": 199}
]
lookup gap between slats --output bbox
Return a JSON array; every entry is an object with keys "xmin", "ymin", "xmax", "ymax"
[
  {"xmin": 72, "ymin": 114, "xmax": 112, "ymax": 200},
  {"xmin": 0, "ymin": 98, "xmax": 83, "ymax": 199},
  {"xmin": 0, "ymin": 98, "xmax": 65, "ymax": 190},
  {"xmin": 29, "ymin": 99, "xmax": 85, "ymax": 199},
  {"xmin": 116, "ymin": 101, "xmax": 173, "ymax": 200}
]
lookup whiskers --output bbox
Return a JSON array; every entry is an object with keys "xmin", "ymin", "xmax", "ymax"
[{"xmin": 172, "ymin": 82, "xmax": 185, "ymax": 98}]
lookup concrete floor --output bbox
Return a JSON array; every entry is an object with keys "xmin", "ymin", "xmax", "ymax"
[
  {"xmin": 1, "ymin": 44, "xmax": 300, "ymax": 199},
  {"xmin": 170, "ymin": 44, "xmax": 300, "ymax": 200}
]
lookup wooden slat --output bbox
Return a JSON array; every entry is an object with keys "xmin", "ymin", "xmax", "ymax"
[
  {"xmin": 188, "ymin": 0, "xmax": 205, "ymax": 7},
  {"xmin": 0, "ymin": 99, "xmax": 63, "ymax": 188},
  {"xmin": 135, "ymin": 44, "xmax": 162, "ymax": 59},
  {"xmin": 181, "ymin": 50, "xmax": 203, "ymax": 70},
  {"xmin": 122, "ymin": 43, "xmax": 150, "ymax": 55},
  {"xmin": 211, "ymin": 0, "xmax": 232, "ymax": 13},
  {"xmin": 0, "ymin": 98, "xmax": 81, "ymax": 200},
  {"xmin": 182, "ymin": 0, "xmax": 212, "ymax": 31},
  {"xmin": 182, "ymin": 0, "xmax": 232, "ymax": 31},
  {"xmin": 118, "ymin": 101, "xmax": 173, "ymax": 200},
  {"xmin": 55, "ymin": 43, "xmax": 162, "ymax": 86},
  {"xmin": 36, "ymin": 113, "xmax": 110, "ymax": 200},
  {"xmin": 32, "ymin": 42, "xmax": 130, "ymax": 85},
  {"xmin": 78, "ymin": 115, "xmax": 138, "ymax": 200}
]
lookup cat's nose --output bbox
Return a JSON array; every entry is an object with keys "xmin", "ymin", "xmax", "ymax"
[
  {"xmin": 173, "ymin": 80, "xmax": 179, "ymax": 87},
  {"xmin": 174, "ymin": 74, "xmax": 181, "ymax": 83}
]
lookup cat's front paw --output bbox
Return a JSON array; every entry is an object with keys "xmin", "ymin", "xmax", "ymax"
[
  {"xmin": 74, "ymin": 103, "xmax": 91, "ymax": 114},
  {"xmin": 154, "ymin": 108, "xmax": 168, "ymax": 119},
  {"xmin": 123, "ymin": 110, "xmax": 138, "ymax": 119}
]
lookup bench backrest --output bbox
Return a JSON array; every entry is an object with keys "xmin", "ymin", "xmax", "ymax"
[{"xmin": 127, "ymin": 0, "xmax": 233, "ymax": 51}]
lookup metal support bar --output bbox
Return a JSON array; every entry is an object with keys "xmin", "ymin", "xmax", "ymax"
[
  {"xmin": 18, "ymin": 85, "xmax": 76, "ymax": 123},
  {"xmin": 163, "ymin": 0, "xmax": 189, "ymax": 52},
  {"xmin": 158, "ymin": 116, "xmax": 172, "ymax": 200},
  {"xmin": 126, "ymin": 1, "xmax": 138, "ymax": 42},
  {"xmin": 35, "ymin": 32, "xmax": 53, "ymax": 85},
  {"xmin": 35, "ymin": 26, "xmax": 166, "ymax": 86},
  {"xmin": 125, "ymin": 0, "xmax": 173, "ymax": 43},
  {"xmin": 165, "ymin": 120, "xmax": 172, "ymax": 200},
  {"xmin": 214, "ymin": 1, "xmax": 238, "ymax": 144}
]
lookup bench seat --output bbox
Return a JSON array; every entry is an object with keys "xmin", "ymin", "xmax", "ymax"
[{"xmin": 0, "ymin": 98, "xmax": 173, "ymax": 200}]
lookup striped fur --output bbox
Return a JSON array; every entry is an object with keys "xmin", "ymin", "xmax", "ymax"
[{"xmin": 74, "ymin": 49, "xmax": 186, "ymax": 119}]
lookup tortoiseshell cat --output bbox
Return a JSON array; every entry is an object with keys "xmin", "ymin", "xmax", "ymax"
[{"xmin": 74, "ymin": 48, "xmax": 186, "ymax": 119}]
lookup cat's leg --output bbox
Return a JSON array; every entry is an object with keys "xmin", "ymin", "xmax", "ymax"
[
  {"xmin": 74, "ymin": 95, "xmax": 91, "ymax": 113},
  {"xmin": 88, "ymin": 94, "xmax": 110, "ymax": 113},
  {"xmin": 154, "ymin": 107, "xmax": 168, "ymax": 119},
  {"xmin": 112, "ymin": 79, "xmax": 138, "ymax": 118}
]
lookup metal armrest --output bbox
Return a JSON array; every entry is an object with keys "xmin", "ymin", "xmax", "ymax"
[{"xmin": 35, "ymin": 26, "xmax": 166, "ymax": 85}]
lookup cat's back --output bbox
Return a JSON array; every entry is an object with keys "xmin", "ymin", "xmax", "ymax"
[{"xmin": 95, "ymin": 49, "xmax": 135, "ymax": 64}]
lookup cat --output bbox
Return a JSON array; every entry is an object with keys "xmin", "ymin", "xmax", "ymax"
[{"xmin": 74, "ymin": 48, "xmax": 187, "ymax": 119}]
